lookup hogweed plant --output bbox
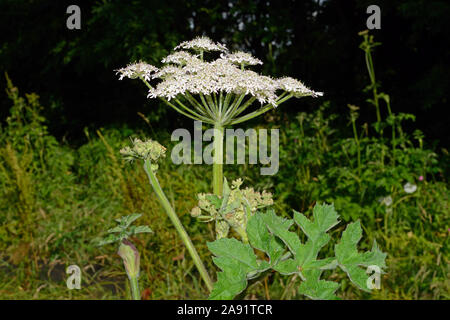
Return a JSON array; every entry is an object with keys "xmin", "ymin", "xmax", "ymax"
[
  {"xmin": 97, "ymin": 213, "xmax": 152, "ymax": 300},
  {"xmin": 113, "ymin": 36, "xmax": 387, "ymax": 300}
]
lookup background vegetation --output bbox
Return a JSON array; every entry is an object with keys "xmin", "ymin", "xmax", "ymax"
[{"xmin": 0, "ymin": 0, "xmax": 448, "ymax": 299}]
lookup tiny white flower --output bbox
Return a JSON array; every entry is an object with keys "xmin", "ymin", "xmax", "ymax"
[
  {"xmin": 403, "ymin": 182, "xmax": 417, "ymax": 194},
  {"xmin": 379, "ymin": 196, "xmax": 393, "ymax": 207},
  {"xmin": 384, "ymin": 196, "xmax": 393, "ymax": 207}
]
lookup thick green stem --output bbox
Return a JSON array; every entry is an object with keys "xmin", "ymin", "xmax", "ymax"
[
  {"xmin": 143, "ymin": 160, "xmax": 214, "ymax": 292},
  {"xmin": 129, "ymin": 276, "xmax": 140, "ymax": 300},
  {"xmin": 213, "ymin": 124, "xmax": 224, "ymax": 196}
]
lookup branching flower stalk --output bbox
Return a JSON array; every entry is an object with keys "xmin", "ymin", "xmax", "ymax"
[
  {"xmin": 360, "ymin": 31, "xmax": 402, "ymax": 169},
  {"xmin": 116, "ymin": 36, "xmax": 322, "ymax": 196},
  {"xmin": 120, "ymin": 138, "xmax": 214, "ymax": 291},
  {"xmin": 359, "ymin": 31, "xmax": 382, "ymax": 127}
]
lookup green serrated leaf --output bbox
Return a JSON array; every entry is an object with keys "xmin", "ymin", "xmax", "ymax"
[
  {"xmin": 122, "ymin": 213, "xmax": 142, "ymax": 228},
  {"xmin": 207, "ymin": 238, "xmax": 258, "ymax": 270},
  {"xmin": 207, "ymin": 238, "xmax": 264, "ymax": 300},
  {"xmin": 98, "ymin": 213, "xmax": 151, "ymax": 246},
  {"xmin": 133, "ymin": 225, "xmax": 153, "ymax": 234},
  {"xmin": 256, "ymin": 260, "xmax": 271, "ymax": 273},
  {"xmin": 97, "ymin": 234, "xmax": 119, "ymax": 246},
  {"xmin": 304, "ymin": 257, "xmax": 337, "ymax": 270},
  {"xmin": 273, "ymin": 258, "xmax": 299, "ymax": 275},
  {"xmin": 209, "ymin": 272, "xmax": 247, "ymax": 300},
  {"xmin": 206, "ymin": 195, "xmax": 222, "ymax": 210},
  {"xmin": 265, "ymin": 204, "xmax": 345, "ymax": 299},
  {"xmin": 359, "ymin": 240, "xmax": 387, "ymax": 269},
  {"xmin": 247, "ymin": 214, "xmax": 270, "ymax": 252},
  {"xmin": 293, "ymin": 203, "xmax": 339, "ymax": 241},
  {"xmin": 208, "ymin": 203, "xmax": 386, "ymax": 301},
  {"xmin": 298, "ymin": 278, "xmax": 340, "ymax": 300},
  {"xmin": 335, "ymin": 221, "xmax": 387, "ymax": 292},
  {"xmin": 248, "ymin": 213, "xmax": 284, "ymax": 264},
  {"xmin": 261, "ymin": 210, "xmax": 300, "ymax": 253},
  {"xmin": 107, "ymin": 226, "xmax": 124, "ymax": 234}
]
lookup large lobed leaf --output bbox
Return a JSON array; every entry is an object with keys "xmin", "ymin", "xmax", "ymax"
[
  {"xmin": 207, "ymin": 203, "xmax": 387, "ymax": 300},
  {"xmin": 335, "ymin": 221, "xmax": 387, "ymax": 291},
  {"xmin": 207, "ymin": 238, "xmax": 267, "ymax": 300}
]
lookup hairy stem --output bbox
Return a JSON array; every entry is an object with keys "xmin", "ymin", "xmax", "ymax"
[
  {"xmin": 213, "ymin": 124, "xmax": 224, "ymax": 196},
  {"xmin": 143, "ymin": 160, "xmax": 214, "ymax": 292},
  {"xmin": 129, "ymin": 275, "xmax": 140, "ymax": 300}
]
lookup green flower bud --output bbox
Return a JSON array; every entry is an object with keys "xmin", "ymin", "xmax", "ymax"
[
  {"xmin": 120, "ymin": 138, "xmax": 166, "ymax": 165},
  {"xmin": 215, "ymin": 220, "xmax": 230, "ymax": 239},
  {"xmin": 231, "ymin": 178, "xmax": 243, "ymax": 189},
  {"xmin": 118, "ymin": 239, "xmax": 140, "ymax": 279},
  {"xmin": 190, "ymin": 206, "xmax": 202, "ymax": 217}
]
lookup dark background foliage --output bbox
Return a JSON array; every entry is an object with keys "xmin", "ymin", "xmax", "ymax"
[{"xmin": 1, "ymin": 0, "xmax": 449, "ymax": 147}]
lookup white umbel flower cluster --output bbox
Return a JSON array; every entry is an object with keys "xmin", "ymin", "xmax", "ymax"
[
  {"xmin": 148, "ymin": 56, "xmax": 279, "ymax": 105},
  {"xmin": 174, "ymin": 36, "xmax": 228, "ymax": 52},
  {"xmin": 277, "ymin": 77, "xmax": 323, "ymax": 98},
  {"xmin": 116, "ymin": 61, "xmax": 158, "ymax": 81},
  {"xmin": 116, "ymin": 36, "xmax": 323, "ymax": 118}
]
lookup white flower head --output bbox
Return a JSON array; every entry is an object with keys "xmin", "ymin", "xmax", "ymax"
[
  {"xmin": 379, "ymin": 195, "xmax": 393, "ymax": 207},
  {"xmin": 403, "ymin": 182, "xmax": 417, "ymax": 194},
  {"xmin": 174, "ymin": 36, "xmax": 228, "ymax": 53},
  {"xmin": 161, "ymin": 51, "xmax": 199, "ymax": 65},
  {"xmin": 277, "ymin": 77, "xmax": 323, "ymax": 98},
  {"xmin": 222, "ymin": 51, "xmax": 263, "ymax": 66},
  {"xmin": 116, "ymin": 35, "xmax": 323, "ymax": 125},
  {"xmin": 116, "ymin": 61, "xmax": 158, "ymax": 81},
  {"xmin": 148, "ymin": 57, "xmax": 279, "ymax": 106}
]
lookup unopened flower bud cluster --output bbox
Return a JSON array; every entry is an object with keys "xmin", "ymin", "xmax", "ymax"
[
  {"xmin": 120, "ymin": 138, "xmax": 166, "ymax": 170},
  {"xmin": 190, "ymin": 178, "xmax": 273, "ymax": 240}
]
